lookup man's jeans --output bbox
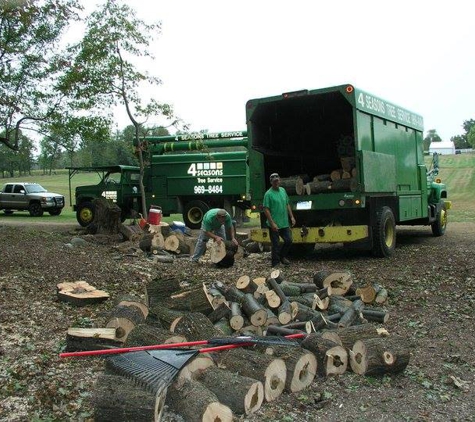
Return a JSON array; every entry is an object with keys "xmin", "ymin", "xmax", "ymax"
[
  {"xmin": 191, "ymin": 226, "xmax": 226, "ymax": 262},
  {"xmin": 269, "ymin": 227, "xmax": 292, "ymax": 266}
]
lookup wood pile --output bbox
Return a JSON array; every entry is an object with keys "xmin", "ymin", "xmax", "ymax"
[{"xmin": 65, "ymin": 268, "xmax": 411, "ymax": 421}]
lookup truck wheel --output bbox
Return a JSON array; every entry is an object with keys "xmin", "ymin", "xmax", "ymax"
[
  {"xmin": 29, "ymin": 202, "xmax": 44, "ymax": 217},
  {"xmin": 372, "ymin": 206, "xmax": 396, "ymax": 257},
  {"xmin": 431, "ymin": 203, "xmax": 447, "ymax": 236},
  {"xmin": 3, "ymin": 210, "xmax": 14, "ymax": 215},
  {"xmin": 183, "ymin": 200, "xmax": 210, "ymax": 229},
  {"xmin": 49, "ymin": 209, "xmax": 62, "ymax": 216},
  {"xmin": 77, "ymin": 201, "xmax": 94, "ymax": 227}
]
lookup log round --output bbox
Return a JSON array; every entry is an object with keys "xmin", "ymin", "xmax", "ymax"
[
  {"xmin": 312, "ymin": 270, "xmax": 353, "ymax": 295},
  {"xmin": 171, "ymin": 312, "xmax": 222, "ymax": 341},
  {"xmin": 106, "ymin": 304, "xmax": 146, "ymax": 342},
  {"xmin": 217, "ymin": 348, "xmax": 287, "ymax": 402},
  {"xmin": 124, "ymin": 324, "xmax": 186, "ymax": 347},
  {"xmin": 166, "ymin": 379, "xmax": 233, "ymax": 422},
  {"xmin": 197, "ymin": 366, "xmax": 264, "ymax": 415},
  {"xmin": 301, "ymin": 336, "xmax": 348, "ymax": 376},
  {"xmin": 93, "ymin": 373, "xmax": 164, "ymax": 422},
  {"xmin": 350, "ymin": 336, "xmax": 410, "ymax": 376}
]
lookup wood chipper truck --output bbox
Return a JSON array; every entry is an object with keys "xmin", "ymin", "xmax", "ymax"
[
  {"xmin": 68, "ymin": 133, "xmax": 251, "ymax": 228},
  {"xmin": 247, "ymin": 84, "xmax": 451, "ymax": 256}
]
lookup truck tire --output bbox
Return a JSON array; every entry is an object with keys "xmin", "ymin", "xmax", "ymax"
[
  {"xmin": 431, "ymin": 203, "xmax": 447, "ymax": 236},
  {"xmin": 183, "ymin": 200, "xmax": 210, "ymax": 229},
  {"xmin": 29, "ymin": 202, "xmax": 44, "ymax": 217},
  {"xmin": 49, "ymin": 209, "xmax": 62, "ymax": 216},
  {"xmin": 3, "ymin": 209, "xmax": 14, "ymax": 215},
  {"xmin": 372, "ymin": 206, "xmax": 396, "ymax": 257},
  {"xmin": 77, "ymin": 201, "xmax": 95, "ymax": 227}
]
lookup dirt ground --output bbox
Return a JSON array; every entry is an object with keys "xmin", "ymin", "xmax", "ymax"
[{"xmin": 0, "ymin": 220, "xmax": 474, "ymax": 422}]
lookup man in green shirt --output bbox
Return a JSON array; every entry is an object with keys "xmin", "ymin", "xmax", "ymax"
[
  {"xmin": 263, "ymin": 173, "xmax": 296, "ymax": 267},
  {"xmin": 191, "ymin": 208, "xmax": 238, "ymax": 263}
]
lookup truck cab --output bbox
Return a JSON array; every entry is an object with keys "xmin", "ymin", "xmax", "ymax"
[{"xmin": 67, "ymin": 165, "xmax": 141, "ymax": 226}]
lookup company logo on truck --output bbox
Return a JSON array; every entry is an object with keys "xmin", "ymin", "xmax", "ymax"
[{"xmin": 187, "ymin": 162, "xmax": 223, "ymax": 177}]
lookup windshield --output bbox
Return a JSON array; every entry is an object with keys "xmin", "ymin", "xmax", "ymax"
[
  {"xmin": 26, "ymin": 185, "xmax": 47, "ymax": 193},
  {"xmin": 104, "ymin": 172, "xmax": 121, "ymax": 184}
]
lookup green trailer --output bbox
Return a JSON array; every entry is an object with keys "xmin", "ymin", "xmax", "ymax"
[{"xmin": 247, "ymin": 84, "xmax": 451, "ymax": 256}]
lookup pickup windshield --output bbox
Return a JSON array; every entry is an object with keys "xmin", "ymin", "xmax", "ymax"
[{"xmin": 25, "ymin": 185, "xmax": 47, "ymax": 193}]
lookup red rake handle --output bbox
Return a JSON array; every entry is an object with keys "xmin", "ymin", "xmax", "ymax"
[{"xmin": 59, "ymin": 333, "xmax": 305, "ymax": 358}]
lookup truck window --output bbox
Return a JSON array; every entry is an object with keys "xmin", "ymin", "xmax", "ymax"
[
  {"xmin": 105, "ymin": 173, "xmax": 121, "ymax": 184},
  {"xmin": 13, "ymin": 185, "xmax": 24, "ymax": 193},
  {"xmin": 4, "ymin": 184, "xmax": 13, "ymax": 193}
]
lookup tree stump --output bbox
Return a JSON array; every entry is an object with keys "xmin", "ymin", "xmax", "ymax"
[{"xmin": 91, "ymin": 197, "xmax": 122, "ymax": 234}]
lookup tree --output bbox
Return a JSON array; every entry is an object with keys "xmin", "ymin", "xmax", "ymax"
[
  {"xmin": 423, "ymin": 129, "xmax": 442, "ymax": 151},
  {"xmin": 61, "ymin": 0, "xmax": 177, "ymax": 218},
  {"xmin": 468, "ymin": 126, "xmax": 475, "ymax": 149},
  {"xmin": 0, "ymin": 0, "xmax": 82, "ymax": 151}
]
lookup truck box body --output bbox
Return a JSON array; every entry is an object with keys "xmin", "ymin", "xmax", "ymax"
[{"xmin": 247, "ymin": 84, "xmax": 448, "ymax": 256}]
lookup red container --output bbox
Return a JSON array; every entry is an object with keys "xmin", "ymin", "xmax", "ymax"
[{"xmin": 148, "ymin": 207, "xmax": 162, "ymax": 225}]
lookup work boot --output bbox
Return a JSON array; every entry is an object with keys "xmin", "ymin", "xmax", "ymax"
[{"xmin": 280, "ymin": 257, "xmax": 290, "ymax": 266}]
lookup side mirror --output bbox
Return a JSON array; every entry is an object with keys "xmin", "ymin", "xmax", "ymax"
[{"xmin": 20, "ymin": 190, "xmax": 26, "ymax": 194}]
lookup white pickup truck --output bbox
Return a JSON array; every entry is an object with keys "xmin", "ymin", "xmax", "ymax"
[{"xmin": 0, "ymin": 182, "xmax": 65, "ymax": 217}]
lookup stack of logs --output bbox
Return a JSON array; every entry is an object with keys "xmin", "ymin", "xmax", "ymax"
[
  {"xmin": 278, "ymin": 156, "xmax": 358, "ymax": 195},
  {"xmin": 65, "ymin": 269, "xmax": 410, "ymax": 421}
]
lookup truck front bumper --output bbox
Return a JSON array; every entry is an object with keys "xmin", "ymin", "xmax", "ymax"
[{"xmin": 250, "ymin": 225, "xmax": 369, "ymax": 244}]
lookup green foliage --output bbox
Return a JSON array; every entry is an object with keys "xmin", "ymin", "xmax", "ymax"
[
  {"xmin": 423, "ymin": 129, "xmax": 442, "ymax": 151},
  {"xmin": 0, "ymin": 0, "xmax": 82, "ymax": 151}
]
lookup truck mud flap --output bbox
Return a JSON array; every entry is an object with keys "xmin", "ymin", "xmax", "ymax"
[{"xmin": 250, "ymin": 226, "xmax": 369, "ymax": 244}]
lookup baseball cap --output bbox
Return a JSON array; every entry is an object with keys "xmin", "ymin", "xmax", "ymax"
[
  {"xmin": 269, "ymin": 173, "xmax": 280, "ymax": 181},
  {"xmin": 217, "ymin": 209, "xmax": 227, "ymax": 216}
]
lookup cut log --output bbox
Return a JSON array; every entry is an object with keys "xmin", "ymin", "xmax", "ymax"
[
  {"xmin": 266, "ymin": 277, "xmax": 292, "ymax": 324},
  {"xmin": 216, "ymin": 348, "xmax": 287, "ymax": 402},
  {"xmin": 166, "ymin": 379, "xmax": 233, "ymax": 422},
  {"xmin": 265, "ymin": 325, "xmax": 305, "ymax": 337},
  {"xmin": 306, "ymin": 180, "xmax": 332, "ymax": 194},
  {"xmin": 57, "ymin": 281, "xmax": 109, "ymax": 306},
  {"xmin": 106, "ymin": 304, "xmax": 147, "ymax": 342},
  {"xmin": 264, "ymin": 290, "xmax": 281, "ymax": 309},
  {"xmin": 355, "ymin": 284, "xmax": 377, "ymax": 304},
  {"xmin": 330, "ymin": 169, "xmax": 343, "ymax": 181},
  {"xmin": 119, "ymin": 223, "xmax": 143, "ymax": 242},
  {"xmin": 229, "ymin": 301, "xmax": 245, "ymax": 330},
  {"xmin": 338, "ymin": 299, "xmax": 365, "ymax": 328},
  {"xmin": 340, "ymin": 156, "xmax": 356, "ymax": 172},
  {"xmin": 65, "ymin": 328, "xmax": 122, "ymax": 352},
  {"xmin": 244, "ymin": 241, "xmax": 264, "ymax": 254},
  {"xmin": 350, "ymin": 336, "xmax": 410, "ymax": 376},
  {"xmin": 214, "ymin": 318, "xmax": 233, "ymax": 335},
  {"xmin": 375, "ymin": 287, "xmax": 389, "ymax": 304},
  {"xmin": 260, "ymin": 345, "xmax": 317, "ymax": 393},
  {"xmin": 145, "ymin": 277, "xmax": 182, "ymax": 307},
  {"xmin": 207, "ymin": 302, "xmax": 231, "ymax": 324},
  {"xmin": 176, "ymin": 354, "xmax": 216, "ymax": 387},
  {"xmin": 164, "ymin": 285, "xmax": 214, "ymax": 315},
  {"xmin": 241, "ymin": 293, "xmax": 268, "ymax": 327},
  {"xmin": 209, "ymin": 239, "xmax": 237, "ymax": 264},
  {"xmin": 313, "ymin": 270, "xmax": 353, "ymax": 295},
  {"xmin": 279, "ymin": 176, "xmax": 305, "ymax": 195},
  {"xmin": 301, "ymin": 335, "xmax": 348, "ymax": 376},
  {"xmin": 151, "ymin": 232, "xmax": 165, "ymax": 249},
  {"xmin": 236, "ymin": 275, "xmax": 258, "ymax": 294},
  {"xmin": 220, "ymin": 284, "xmax": 246, "ymax": 304},
  {"xmin": 333, "ymin": 324, "xmax": 390, "ymax": 350},
  {"xmin": 124, "ymin": 324, "xmax": 186, "ymax": 347},
  {"xmin": 172, "ymin": 312, "xmax": 222, "ymax": 341},
  {"xmin": 147, "ymin": 305, "xmax": 184, "ymax": 330},
  {"xmin": 197, "ymin": 366, "xmax": 264, "ymax": 415},
  {"xmin": 93, "ymin": 373, "xmax": 165, "ymax": 422},
  {"xmin": 362, "ymin": 309, "xmax": 389, "ymax": 324},
  {"xmin": 164, "ymin": 234, "xmax": 190, "ymax": 254}
]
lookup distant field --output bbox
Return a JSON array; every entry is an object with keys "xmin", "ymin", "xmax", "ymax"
[{"xmin": 1, "ymin": 154, "xmax": 474, "ymax": 224}]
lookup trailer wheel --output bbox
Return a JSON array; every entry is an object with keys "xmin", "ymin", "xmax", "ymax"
[
  {"xmin": 183, "ymin": 200, "xmax": 209, "ymax": 229},
  {"xmin": 372, "ymin": 206, "xmax": 396, "ymax": 257},
  {"xmin": 431, "ymin": 203, "xmax": 447, "ymax": 236},
  {"xmin": 77, "ymin": 201, "xmax": 94, "ymax": 227}
]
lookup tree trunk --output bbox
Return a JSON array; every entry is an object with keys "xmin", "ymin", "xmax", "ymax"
[
  {"xmin": 106, "ymin": 304, "xmax": 147, "ymax": 342},
  {"xmin": 241, "ymin": 293, "xmax": 268, "ymax": 327},
  {"xmin": 197, "ymin": 366, "xmax": 264, "ymax": 415},
  {"xmin": 331, "ymin": 324, "xmax": 390, "ymax": 350},
  {"xmin": 90, "ymin": 197, "xmax": 122, "ymax": 234},
  {"xmin": 124, "ymin": 323, "xmax": 186, "ymax": 347}
]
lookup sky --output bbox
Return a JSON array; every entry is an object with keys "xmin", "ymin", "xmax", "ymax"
[{"xmin": 90, "ymin": 0, "xmax": 474, "ymax": 141}]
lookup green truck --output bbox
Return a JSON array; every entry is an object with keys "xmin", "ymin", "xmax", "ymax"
[
  {"xmin": 246, "ymin": 84, "xmax": 450, "ymax": 256},
  {"xmin": 69, "ymin": 84, "xmax": 450, "ymax": 257}
]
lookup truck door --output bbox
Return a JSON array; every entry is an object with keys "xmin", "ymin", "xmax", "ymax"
[{"xmin": 12, "ymin": 184, "xmax": 27, "ymax": 208}]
